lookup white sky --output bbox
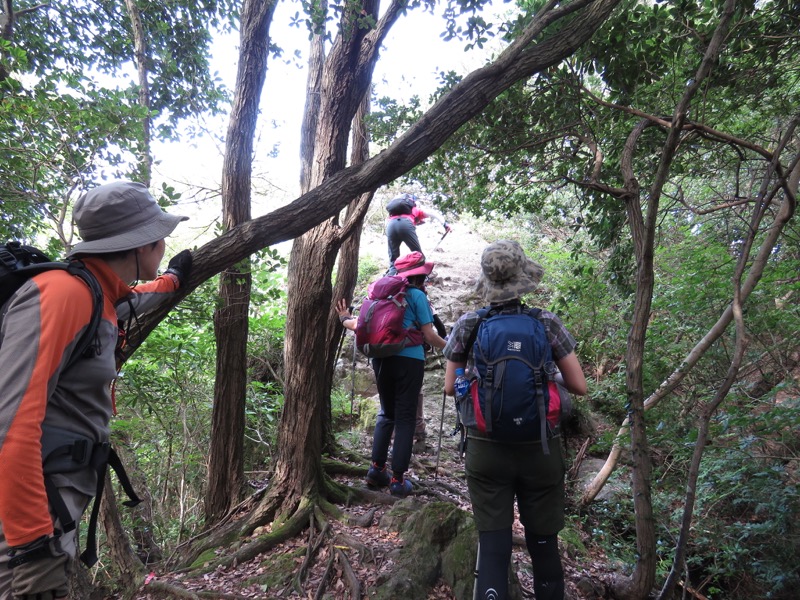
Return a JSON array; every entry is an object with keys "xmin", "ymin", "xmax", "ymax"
[{"xmin": 152, "ymin": 0, "xmax": 509, "ymax": 245}]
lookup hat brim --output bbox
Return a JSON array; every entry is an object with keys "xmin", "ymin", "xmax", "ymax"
[
  {"xmin": 475, "ymin": 257, "xmax": 543, "ymax": 303},
  {"xmin": 68, "ymin": 212, "xmax": 187, "ymax": 256},
  {"xmin": 399, "ymin": 263, "xmax": 434, "ymax": 278}
]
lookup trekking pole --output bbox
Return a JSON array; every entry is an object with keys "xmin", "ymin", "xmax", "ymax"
[
  {"xmin": 434, "ymin": 390, "xmax": 447, "ymax": 480},
  {"xmin": 432, "ymin": 227, "xmax": 450, "ymax": 252},
  {"xmin": 472, "ymin": 541, "xmax": 480, "ymax": 600}
]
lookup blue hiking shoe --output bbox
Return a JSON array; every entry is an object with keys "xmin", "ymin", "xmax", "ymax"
[
  {"xmin": 390, "ymin": 477, "xmax": 413, "ymax": 498},
  {"xmin": 366, "ymin": 463, "xmax": 390, "ymax": 488}
]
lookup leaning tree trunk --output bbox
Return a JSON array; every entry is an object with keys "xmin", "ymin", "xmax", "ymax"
[{"xmin": 205, "ymin": 0, "xmax": 277, "ymax": 524}]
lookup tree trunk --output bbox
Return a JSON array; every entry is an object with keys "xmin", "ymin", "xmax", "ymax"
[
  {"xmin": 324, "ymin": 93, "xmax": 374, "ymax": 451},
  {"xmin": 269, "ymin": 0, "xmax": 389, "ymax": 516},
  {"xmin": 205, "ymin": 0, "xmax": 277, "ymax": 524},
  {"xmin": 99, "ymin": 476, "xmax": 147, "ymax": 597},
  {"xmin": 123, "ymin": 0, "xmax": 152, "ymax": 184}
]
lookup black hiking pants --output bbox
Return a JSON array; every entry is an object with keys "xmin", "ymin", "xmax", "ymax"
[{"xmin": 370, "ymin": 355, "xmax": 425, "ymax": 477}]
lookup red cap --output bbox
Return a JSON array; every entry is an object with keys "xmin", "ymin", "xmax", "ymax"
[{"xmin": 395, "ymin": 251, "xmax": 434, "ymax": 277}]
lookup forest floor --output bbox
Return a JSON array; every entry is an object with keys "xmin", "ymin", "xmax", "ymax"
[{"xmin": 132, "ymin": 220, "xmax": 616, "ymax": 599}]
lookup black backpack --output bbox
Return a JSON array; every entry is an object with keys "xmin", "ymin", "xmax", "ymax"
[
  {"xmin": 1, "ymin": 241, "xmax": 104, "ymax": 367},
  {"xmin": 386, "ymin": 193, "xmax": 416, "ymax": 216}
]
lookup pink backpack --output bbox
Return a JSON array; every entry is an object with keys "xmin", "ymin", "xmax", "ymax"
[{"xmin": 355, "ymin": 276, "xmax": 424, "ymax": 358}]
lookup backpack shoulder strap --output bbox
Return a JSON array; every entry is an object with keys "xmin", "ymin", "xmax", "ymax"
[
  {"xmin": 63, "ymin": 261, "xmax": 104, "ymax": 369},
  {"xmin": 463, "ymin": 306, "xmax": 492, "ymax": 359},
  {"xmin": 399, "ymin": 284, "xmax": 423, "ymax": 330}
]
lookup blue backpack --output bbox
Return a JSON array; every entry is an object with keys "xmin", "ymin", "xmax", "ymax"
[{"xmin": 457, "ymin": 305, "xmax": 568, "ymax": 453}]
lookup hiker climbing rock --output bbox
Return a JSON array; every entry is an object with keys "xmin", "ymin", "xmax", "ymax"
[
  {"xmin": 336, "ymin": 252, "xmax": 446, "ymax": 498},
  {"xmin": 0, "ymin": 181, "xmax": 191, "ymax": 599},
  {"xmin": 443, "ymin": 240, "xmax": 587, "ymax": 600},
  {"xmin": 385, "ymin": 193, "xmax": 451, "ymax": 275}
]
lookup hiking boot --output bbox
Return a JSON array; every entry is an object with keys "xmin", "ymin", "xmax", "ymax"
[
  {"xmin": 366, "ymin": 463, "xmax": 390, "ymax": 488},
  {"xmin": 390, "ymin": 477, "xmax": 413, "ymax": 498}
]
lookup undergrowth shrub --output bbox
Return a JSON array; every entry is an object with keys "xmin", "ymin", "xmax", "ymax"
[{"xmin": 688, "ymin": 397, "xmax": 800, "ymax": 599}]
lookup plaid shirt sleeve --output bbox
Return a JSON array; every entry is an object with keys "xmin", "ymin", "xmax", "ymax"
[
  {"xmin": 442, "ymin": 307, "xmax": 577, "ymax": 365},
  {"xmin": 443, "ymin": 311, "xmax": 482, "ymax": 363},
  {"xmin": 537, "ymin": 309, "xmax": 578, "ymax": 360}
]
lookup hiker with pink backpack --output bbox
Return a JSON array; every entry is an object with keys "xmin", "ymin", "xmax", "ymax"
[{"xmin": 336, "ymin": 251, "xmax": 446, "ymax": 497}]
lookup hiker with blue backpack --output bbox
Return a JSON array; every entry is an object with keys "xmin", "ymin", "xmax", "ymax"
[
  {"xmin": 443, "ymin": 240, "xmax": 587, "ymax": 600},
  {"xmin": 0, "ymin": 181, "xmax": 191, "ymax": 600},
  {"xmin": 336, "ymin": 251, "xmax": 447, "ymax": 497}
]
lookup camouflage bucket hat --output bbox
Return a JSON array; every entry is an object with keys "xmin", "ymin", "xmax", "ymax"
[{"xmin": 475, "ymin": 240, "xmax": 544, "ymax": 303}]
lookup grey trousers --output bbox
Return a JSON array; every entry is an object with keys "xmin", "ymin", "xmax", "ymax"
[{"xmin": 0, "ymin": 487, "xmax": 89, "ymax": 599}]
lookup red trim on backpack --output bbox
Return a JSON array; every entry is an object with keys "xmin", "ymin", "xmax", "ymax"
[
  {"xmin": 546, "ymin": 381, "xmax": 561, "ymax": 427},
  {"xmin": 470, "ymin": 380, "xmax": 487, "ymax": 433}
]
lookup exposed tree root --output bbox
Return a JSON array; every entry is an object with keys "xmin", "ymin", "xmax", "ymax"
[
  {"xmin": 334, "ymin": 531, "xmax": 375, "ymax": 563},
  {"xmin": 342, "ymin": 506, "xmax": 377, "ymax": 527},
  {"xmin": 141, "ymin": 580, "xmax": 201, "ymax": 598},
  {"xmin": 313, "ymin": 548, "xmax": 337, "ymax": 600},
  {"xmin": 413, "ymin": 477, "xmax": 467, "ymax": 505},
  {"xmin": 176, "ymin": 498, "xmax": 313, "ymax": 576},
  {"xmin": 167, "ymin": 487, "xmax": 269, "ymax": 570},
  {"xmin": 336, "ymin": 546, "xmax": 362, "ymax": 598},
  {"xmin": 322, "ymin": 456, "xmax": 365, "ymax": 476},
  {"xmin": 196, "ymin": 591, "xmax": 254, "ymax": 600},
  {"xmin": 294, "ymin": 509, "xmax": 331, "ymax": 593},
  {"xmin": 170, "ymin": 463, "xmax": 396, "ymax": 573}
]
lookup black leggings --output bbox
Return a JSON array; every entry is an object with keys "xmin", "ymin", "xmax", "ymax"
[
  {"xmin": 475, "ymin": 529, "xmax": 563, "ymax": 600},
  {"xmin": 526, "ymin": 530, "xmax": 564, "ymax": 600}
]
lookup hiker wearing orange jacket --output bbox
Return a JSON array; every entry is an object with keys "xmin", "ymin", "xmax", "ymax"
[{"xmin": 0, "ymin": 181, "xmax": 191, "ymax": 600}]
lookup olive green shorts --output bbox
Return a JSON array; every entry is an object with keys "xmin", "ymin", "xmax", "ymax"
[{"xmin": 465, "ymin": 434, "xmax": 566, "ymax": 535}]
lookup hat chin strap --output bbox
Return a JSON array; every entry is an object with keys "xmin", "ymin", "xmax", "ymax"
[{"xmin": 131, "ymin": 251, "xmax": 141, "ymax": 286}]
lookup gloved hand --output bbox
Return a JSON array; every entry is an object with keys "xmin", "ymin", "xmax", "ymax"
[
  {"xmin": 164, "ymin": 249, "xmax": 193, "ymax": 286},
  {"xmin": 443, "ymin": 222, "xmax": 452, "ymax": 234},
  {"xmin": 9, "ymin": 534, "xmax": 69, "ymax": 599}
]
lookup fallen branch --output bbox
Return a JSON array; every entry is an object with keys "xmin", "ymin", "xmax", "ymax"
[{"xmin": 568, "ymin": 437, "xmax": 590, "ymax": 482}]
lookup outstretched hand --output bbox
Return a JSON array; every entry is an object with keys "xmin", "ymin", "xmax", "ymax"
[
  {"xmin": 165, "ymin": 249, "xmax": 193, "ymax": 286},
  {"xmin": 335, "ymin": 298, "xmax": 350, "ymax": 318}
]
